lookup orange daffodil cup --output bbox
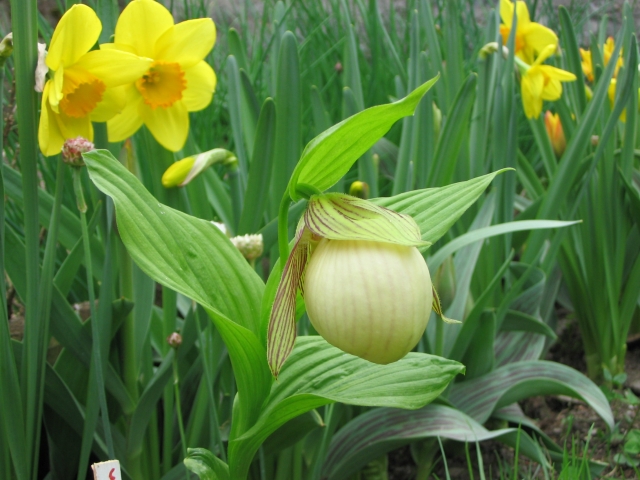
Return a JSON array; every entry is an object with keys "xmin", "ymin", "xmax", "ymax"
[
  {"xmin": 105, "ymin": 0, "xmax": 217, "ymax": 152},
  {"xmin": 499, "ymin": 0, "xmax": 558, "ymax": 64},
  {"xmin": 38, "ymin": 4, "xmax": 152, "ymax": 156}
]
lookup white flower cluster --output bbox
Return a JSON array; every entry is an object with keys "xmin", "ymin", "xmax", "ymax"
[{"xmin": 230, "ymin": 234, "xmax": 264, "ymax": 261}]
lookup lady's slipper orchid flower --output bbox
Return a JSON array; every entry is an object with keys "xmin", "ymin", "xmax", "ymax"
[
  {"xmin": 499, "ymin": 0, "xmax": 558, "ymax": 64},
  {"xmin": 105, "ymin": 0, "xmax": 217, "ymax": 152},
  {"xmin": 38, "ymin": 5, "xmax": 152, "ymax": 157},
  {"xmin": 580, "ymin": 37, "xmax": 623, "ymax": 82},
  {"xmin": 520, "ymin": 45, "xmax": 576, "ymax": 119},
  {"xmin": 544, "ymin": 111, "xmax": 566, "ymax": 158},
  {"xmin": 267, "ymin": 194, "xmax": 450, "ymax": 377}
]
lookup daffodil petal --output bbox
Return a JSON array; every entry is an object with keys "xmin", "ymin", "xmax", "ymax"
[
  {"xmin": 500, "ymin": 0, "xmax": 514, "ymax": 28},
  {"xmin": 57, "ymin": 111, "xmax": 94, "ymax": 142},
  {"xmin": 532, "ymin": 44, "xmax": 557, "ymax": 66},
  {"xmin": 75, "ymin": 49, "xmax": 152, "ymax": 88},
  {"xmin": 140, "ymin": 101, "xmax": 189, "ymax": 152},
  {"xmin": 521, "ymin": 23, "xmax": 558, "ymax": 55},
  {"xmin": 515, "ymin": 1, "xmax": 531, "ymax": 26},
  {"xmin": 100, "ymin": 42, "xmax": 137, "ymax": 55},
  {"xmin": 155, "ymin": 19, "xmax": 216, "ymax": 69},
  {"xmin": 521, "ymin": 69, "xmax": 544, "ymax": 119},
  {"xmin": 39, "ymin": 82, "xmax": 65, "ymax": 156},
  {"xmin": 107, "ymin": 87, "xmax": 144, "ymax": 142},
  {"xmin": 91, "ymin": 86, "xmax": 127, "ymax": 122},
  {"xmin": 49, "ymin": 66, "xmax": 65, "ymax": 111},
  {"xmin": 541, "ymin": 65, "xmax": 576, "ymax": 81},
  {"xmin": 115, "ymin": 0, "xmax": 174, "ymax": 57},
  {"xmin": 542, "ymin": 78, "xmax": 563, "ymax": 101},
  {"xmin": 47, "ymin": 4, "xmax": 101, "ymax": 71},
  {"xmin": 182, "ymin": 61, "xmax": 216, "ymax": 111}
]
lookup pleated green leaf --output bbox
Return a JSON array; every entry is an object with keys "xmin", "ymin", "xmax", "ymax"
[
  {"xmin": 83, "ymin": 150, "xmax": 272, "ymax": 438},
  {"xmin": 373, "ymin": 169, "xmax": 513, "ymax": 246},
  {"xmin": 184, "ymin": 448, "xmax": 230, "ymax": 480},
  {"xmin": 321, "ymin": 404, "xmax": 551, "ymax": 480},
  {"xmin": 288, "ymin": 77, "xmax": 438, "ymax": 200},
  {"xmin": 230, "ymin": 336, "xmax": 463, "ymax": 479},
  {"xmin": 449, "ymin": 360, "xmax": 614, "ymax": 428}
]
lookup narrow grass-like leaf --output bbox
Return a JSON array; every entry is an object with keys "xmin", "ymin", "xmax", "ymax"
[
  {"xmin": 558, "ymin": 6, "xmax": 587, "ymax": 115},
  {"xmin": 238, "ymin": 98, "xmax": 277, "ymax": 235},
  {"xmin": 288, "ymin": 77, "xmax": 438, "ymax": 200},
  {"xmin": 428, "ymin": 220, "xmax": 579, "ymax": 270}
]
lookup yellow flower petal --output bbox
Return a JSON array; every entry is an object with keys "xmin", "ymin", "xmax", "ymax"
[
  {"xmin": 75, "ymin": 49, "xmax": 152, "ymax": 87},
  {"xmin": 541, "ymin": 78, "xmax": 563, "ymax": 101},
  {"xmin": 515, "ymin": 1, "xmax": 531, "ymax": 26},
  {"xmin": 182, "ymin": 61, "xmax": 216, "ymax": 111},
  {"xmin": 140, "ymin": 101, "xmax": 189, "ymax": 152},
  {"xmin": 500, "ymin": 0, "xmax": 515, "ymax": 28},
  {"xmin": 521, "ymin": 23, "xmax": 558, "ymax": 55},
  {"xmin": 47, "ymin": 4, "xmax": 101, "ymax": 71},
  {"xmin": 540, "ymin": 65, "xmax": 576, "ymax": 82},
  {"xmin": 114, "ymin": 0, "xmax": 174, "ymax": 57},
  {"xmin": 107, "ymin": 86, "xmax": 144, "ymax": 142},
  {"xmin": 580, "ymin": 48, "xmax": 594, "ymax": 82},
  {"xmin": 155, "ymin": 18, "xmax": 216, "ymax": 69},
  {"xmin": 57, "ymin": 110, "xmax": 94, "ymax": 142},
  {"xmin": 533, "ymin": 44, "xmax": 557, "ymax": 66},
  {"xmin": 91, "ymin": 86, "xmax": 127, "ymax": 122},
  {"xmin": 49, "ymin": 66, "xmax": 65, "ymax": 111},
  {"xmin": 521, "ymin": 69, "xmax": 544, "ymax": 119},
  {"xmin": 39, "ymin": 82, "xmax": 66, "ymax": 156}
]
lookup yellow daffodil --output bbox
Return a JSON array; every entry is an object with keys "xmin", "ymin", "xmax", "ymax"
[
  {"xmin": 38, "ymin": 5, "xmax": 152, "ymax": 157},
  {"xmin": 520, "ymin": 45, "xmax": 576, "ymax": 119},
  {"xmin": 105, "ymin": 0, "xmax": 217, "ymax": 152},
  {"xmin": 544, "ymin": 111, "xmax": 566, "ymax": 158},
  {"xmin": 580, "ymin": 37, "xmax": 623, "ymax": 82},
  {"xmin": 500, "ymin": 0, "xmax": 558, "ymax": 64},
  {"xmin": 607, "ymin": 79, "xmax": 640, "ymax": 123}
]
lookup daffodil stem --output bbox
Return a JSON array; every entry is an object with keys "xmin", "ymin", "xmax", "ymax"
[
  {"xmin": 278, "ymin": 193, "xmax": 291, "ymax": 264},
  {"xmin": 74, "ymin": 168, "xmax": 115, "ymax": 458},
  {"xmin": 172, "ymin": 356, "xmax": 189, "ymax": 468}
]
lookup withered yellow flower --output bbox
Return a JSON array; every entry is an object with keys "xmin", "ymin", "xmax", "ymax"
[{"xmin": 544, "ymin": 111, "xmax": 566, "ymax": 158}]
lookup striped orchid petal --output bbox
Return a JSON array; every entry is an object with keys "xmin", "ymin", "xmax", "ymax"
[
  {"xmin": 304, "ymin": 193, "xmax": 429, "ymax": 247},
  {"xmin": 267, "ymin": 227, "xmax": 312, "ymax": 377}
]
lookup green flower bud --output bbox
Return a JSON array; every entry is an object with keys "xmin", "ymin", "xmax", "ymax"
[
  {"xmin": 304, "ymin": 238, "xmax": 433, "ymax": 364},
  {"xmin": 0, "ymin": 33, "xmax": 13, "ymax": 68}
]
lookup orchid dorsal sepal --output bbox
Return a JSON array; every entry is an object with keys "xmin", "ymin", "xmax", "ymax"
[
  {"xmin": 267, "ymin": 193, "xmax": 431, "ymax": 378},
  {"xmin": 162, "ymin": 148, "xmax": 237, "ymax": 188},
  {"xmin": 431, "ymin": 285, "xmax": 461, "ymax": 325}
]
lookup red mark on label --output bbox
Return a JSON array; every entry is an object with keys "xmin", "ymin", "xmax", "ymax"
[{"xmin": 109, "ymin": 468, "xmax": 116, "ymax": 480}]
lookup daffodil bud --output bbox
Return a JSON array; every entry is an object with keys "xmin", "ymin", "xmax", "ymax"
[
  {"xmin": 162, "ymin": 148, "xmax": 237, "ymax": 188},
  {"xmin": 544, "ymin": 111, "xmax": 566, "ymax": 158},
  {"xmin": 304, "ymin": 238, "xmax": 432, "ymax": 364},
  {"xmin": 0, "ymin": 33, "xmax": 13, "ymax": 68},
  {"xmin": 433, "ymin": 102, "xmax": 442, "ymax": 138}
]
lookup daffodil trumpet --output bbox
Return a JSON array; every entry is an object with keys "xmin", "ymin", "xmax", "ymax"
[{"xmin": 267, "ymin": 193, "xmax": 453, "ymax": 378}]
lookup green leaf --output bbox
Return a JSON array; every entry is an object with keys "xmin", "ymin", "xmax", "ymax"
[
  {"xmin": 288, "ymin": 77, "xmax": 439, "ymax": 200},
  {"xmin": 82, "ymin": 150, "xmax": 272, "ymax": 438},
  {"xmin": 229, "ymin": 336, "xmax": 463, "ymax": 479},
  {"xmin": 499, "ymin": 310, "xmax": 557, "ymax": 340},
  {"xmin": 449, "ymin": 360, "xmax": 614, "ymax": 428},
  {"xmin": 428, "ymin": 220, "xmax": 580, "ymax": 270},
  {"xmin": 321, "ymin": 404, "xmax": 550, "ymax": 480},
  {"xmin": 373, "ymin": 169, "xmax": 513, "ymax": 247},
  {"xmin": 184, "ymin": 448, "xmax": 230, "ymax": 480},
  {"xmin": 238, "ymin": 98, "xmax": 277, "ymax": 235}
]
